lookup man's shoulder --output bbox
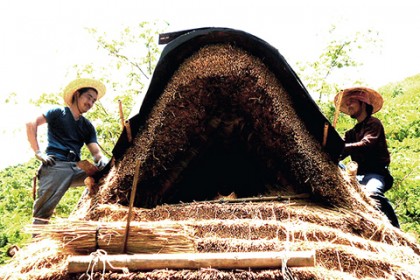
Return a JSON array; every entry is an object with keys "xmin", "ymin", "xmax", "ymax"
[
  {"xmin": 366, "ymin": 116, "xmax": 384, "ymax": 126},
  {"xmin": 44, "ymin": 106, "xmax": 66, "ymax": 118},
  {"xmin": 44, "ymin": 105, "xmax": 65, "ymax": 114}
]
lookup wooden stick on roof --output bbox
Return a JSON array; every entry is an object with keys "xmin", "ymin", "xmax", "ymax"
[
  {"xmin": 122, "ymin": 159, "xmax": 141, "ymax": 253},
  {"xmin": 333, "ymin": 90, "xmax": 344, "ymax": 128},
  {"xmin": 118, "ymin": 99, "xmax": 125, "ymax": 130},
  {"xmin": 322, "ymin": 122, "xmax": 329, "ymax": 147},
  {"xmin": 124, "ymin": 120, "xmax": 133, "ymax": 143},
  {"xmin": 68, "ymin": 250, "xmax": 316, "ymax": 273}
]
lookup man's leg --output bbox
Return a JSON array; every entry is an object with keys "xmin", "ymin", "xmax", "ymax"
[
  {"xmin": 360, "ymin": 174, "xmax": 400, "ymax": 228},
  {"xmin": 33, "ymin": 162, "xmax": 77, "ymax": 224}
]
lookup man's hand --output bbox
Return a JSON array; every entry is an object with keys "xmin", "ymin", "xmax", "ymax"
[
  {"xmin": 96, "ymin": 156, "xmax": 109, "ymax": 170},
  {"xmin": 35, "ymin": 151, "xmax": 56, "ymax": 166}
]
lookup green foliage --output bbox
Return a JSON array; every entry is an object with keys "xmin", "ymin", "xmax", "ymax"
[
  {"xmin": 30, "ymin": 92, "xmax": 61, "ymax": 106},
  {"xmin": 0, "ymin": 159, "xmax": 37, "ymax": 264},
  {"xmin": 2, "ymin": 92, "xmax": 18, "ymax": 104},
  {"xmin": 73, "ymin": 21, "xmax": 168, "ymax": 157},
  {"xmin": 377, "ymin": 77, "xmax": 420, "ymax": 238},
  {"xmin": 297, "ymin": 25, "xmax": 381, "ymax": 102}
]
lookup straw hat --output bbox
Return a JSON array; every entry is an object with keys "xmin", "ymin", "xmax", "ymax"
[
  {"xmin": 334, "ymin": 87, "xmax": 383, "ymax": 115},
  {"xmin": 63, "ymin": 78, "xmax": 106, "ymax": 106}
]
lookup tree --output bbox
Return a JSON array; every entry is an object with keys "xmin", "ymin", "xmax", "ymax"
[
  {"xmin": 297, "ymin": 25, "xmax": 381, "ymax": 104},
  {"xmin": 377, "ymin": 76, "xmax": 420, "ymax": 237}
]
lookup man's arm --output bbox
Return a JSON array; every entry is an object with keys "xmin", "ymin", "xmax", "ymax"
[
  {"xmin": 26, "ymin": 115, "xmax": 47, "ymax": 153},
  {"xmin": 26, "ymin": 114, "xmax": 56, "ymax": 166},
  {"xmin": 343, "ymin": 121, "xmax": 382, "ymax": 155}
]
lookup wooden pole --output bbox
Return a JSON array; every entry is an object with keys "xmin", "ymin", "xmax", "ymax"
[
  {"xmin": 172, "ymin": 193, "xmax": 310, "ymax": 207},
  {"xmin": 322, "ymin": 122, "xmax": 329, "ymax": 147},
  {"xmin": 67, "ymin": 250, "xmax": 316, "ymax": 273},
  {"xmin": 118, "ymin": 99, "xmax": 125, "ymax": 130},
  {"xmin": 32, "ymin": 173, "xmax": 37, "ymax": 200},
  {"xmin": 124, "ymin": 120, "xmax": 133, "ymax": 143},
  {"xmin": 122, "ymin": 159, "xmax": 141, "ymax": 253},
  {"xmin": 333, "ymin": 90, "xmax": 344, "ymax": 128}
]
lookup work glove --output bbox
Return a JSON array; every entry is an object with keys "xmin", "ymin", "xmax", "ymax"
[
  {"xmin": 35, "ymin": 150, "xmax": 56, "ymax": 166},
  {"xmin": 95, "ymin": 156, "xmax": 109, "ymax": 170}
]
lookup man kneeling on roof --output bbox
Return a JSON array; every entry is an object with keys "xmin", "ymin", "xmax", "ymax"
[
  {"xmin": 26, "ymin": 78, "xmax": 109, "ymax": 225},
  {"xmin": 335, "ymin": 87, "xmax": 400, "ymax": 228}
]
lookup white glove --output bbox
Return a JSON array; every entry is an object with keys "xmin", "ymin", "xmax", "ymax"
[
  {"xmin": 96, "ymin": 156, "xmax": 109, "ymax": 170},
  {"xmin": 35, "ymin": 150, "xmax": 56, "ymax": 166}
]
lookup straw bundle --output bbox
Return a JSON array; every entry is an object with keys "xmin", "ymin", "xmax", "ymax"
[
  {"xmin": 27, "ymin": 220, "xmax": 196, "ymax": 255},
  {"xmin": 97, "ymin": 221, "xmax": 196, "ymax": 254}
]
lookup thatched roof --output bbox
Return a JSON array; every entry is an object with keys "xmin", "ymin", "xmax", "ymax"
[
  {"xmin": 95, "ymin": 27, "xmax": 350, "ymax": 209},
  {"xmin": 1, "ymin": 27, "xmax": 419, "ymax": 280}
]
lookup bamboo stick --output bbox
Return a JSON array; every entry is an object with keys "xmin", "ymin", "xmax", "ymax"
[
  {"xmin": 123, "ymin": 159, "xmax": 141, "ymax": 253},
  {"xmin": 118, "ymin": 99, "xmax": 125, "ymax": 130},
  {"xmin": 32, "ymin": 173, "xmax": 37, "ymax": 200},
  {"xmin": 333, "ymin": 90, "xmax": 344, "ymax": 128},
  {"xmin": 322, "ymin": 122, "xmax": 329, "ymax": 147},
  {"xmin": 124, "ymin": 120, "xmax": 132, "ymax": 143},
  {"xmin": 173, "ymin": 193, "xmax": 311, "ymax": 207},
  {"xmin": 67, "ymin": 250, "xmax": 316, "ymax": 273}
]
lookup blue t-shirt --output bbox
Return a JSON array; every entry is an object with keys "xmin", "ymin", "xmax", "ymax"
[{"xmin": 44, "ymin": 106, "xmax": 97, "ymax": 161}]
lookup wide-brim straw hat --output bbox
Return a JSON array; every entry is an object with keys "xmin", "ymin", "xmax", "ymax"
[
  {"xmin": 63, "ymin": 78, "xmax": 106, "ymax": 106},
  {"xmin": 334, "ymin": 87, "xmax": 383, "ymax": 115}
]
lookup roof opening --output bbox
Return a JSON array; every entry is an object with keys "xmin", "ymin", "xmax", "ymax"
[{"xmin": 158, "ymin": 113, "xmax": 293, "ymax": 204}]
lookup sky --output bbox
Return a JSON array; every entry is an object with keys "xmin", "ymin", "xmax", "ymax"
[{"xmin": 1, "ymin": 0, "xmax": 419, "ymax": 169}]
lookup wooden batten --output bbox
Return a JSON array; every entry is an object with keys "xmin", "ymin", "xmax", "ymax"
[
  {"xmin": 67, "ymin": 251, "xmax": 316, "ymax": 273},
  {"xmin": 124, "ymin": 120, "xmax": 132, "ymax": 143}
]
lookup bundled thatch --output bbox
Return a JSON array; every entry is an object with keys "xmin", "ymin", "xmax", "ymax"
[
  {"xmin": 1, "ymin": 28, "xmax": 419, "ymax": 279},
  {"xmin": 27, "ymin": 220, "xmax": 196, "ymax": 255}
]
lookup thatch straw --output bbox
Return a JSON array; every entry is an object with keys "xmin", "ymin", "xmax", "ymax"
[
  {"xmin": 82, "ymin": 201, "xmax": 419, "ymax": 253},
  {"xmin": 26, "ymin": 220, "xmax": 196, "ymax": 255},
  {"xmin": 0, "ymin": 239, "xmax": 68, "ymax": 280}
]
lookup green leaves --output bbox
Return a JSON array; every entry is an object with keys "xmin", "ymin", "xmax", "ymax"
[
  {"xmin": 0, "ymin": 159, "xmax": 37, "ymax": 263},
  {"xmin": 377, "ymin": 78, "xmax": 420, "ymax": 238},
  {"xmin": 297, "ymin": 25, "xmax": 381, "ymax": 102}
]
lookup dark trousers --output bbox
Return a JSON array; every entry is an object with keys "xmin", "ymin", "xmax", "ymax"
[
  {"xmin": 358, "ymin": 173, "xmax": 400, "ymax": 228},
  {"xmin": 33, "ymin": 161, "xmax": 87, "ymax": 224}
]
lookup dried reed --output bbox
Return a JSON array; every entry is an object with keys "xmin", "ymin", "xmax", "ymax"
[{"xmin": 27, "ymin": 220, "xmax": 196, "ymax": 255}]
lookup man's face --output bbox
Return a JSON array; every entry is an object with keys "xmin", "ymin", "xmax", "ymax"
[
  {"xmin": 345, "ymin": 98, "xmax": 364, "ymax": 119},
  {"xmin": 77, "ymin": 89, "xmax": 98, "ymax": 113}
]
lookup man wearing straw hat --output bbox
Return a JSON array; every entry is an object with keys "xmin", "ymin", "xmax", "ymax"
[
  {"xmin": 335, "ymin": 87, "xmax": 399, "ymax": 228},
  {"xmin": 26, "ymin": 78, "xmax": 109, "ymax": 225}
]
